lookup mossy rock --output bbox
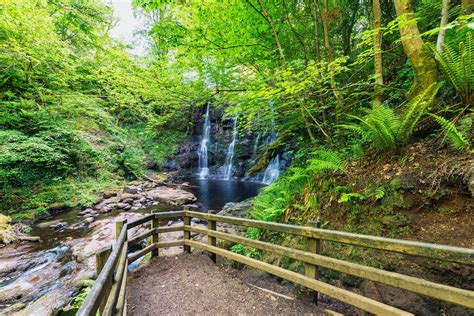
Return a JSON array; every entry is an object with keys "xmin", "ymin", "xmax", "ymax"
[{"xmin": 0, "ymin": 214, "xmax": 16, "ymax": 244}]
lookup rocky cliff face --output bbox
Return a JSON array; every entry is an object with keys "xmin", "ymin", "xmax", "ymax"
[{"xmin": 166, "ymin": 104, "xmax": 290, "ymax": 182}]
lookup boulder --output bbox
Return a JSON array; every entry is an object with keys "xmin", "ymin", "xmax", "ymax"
[
  {"xmin": 50, "ymin": 222, "xmax": 67, "ymax": 230},
  {"xmin": 218, "ymin": 199, "xmax": 253, "ymax": 218},
  {"xmin": 119, "ymin": 193, "xmax": 134, "ymax": 201},
  {"xmin": 124, "ymin": 185, "xmax": 140, "ymax": 194},
  {"xmin": 84, "ymin": 217, "xmax": 94, "ymax": 224},
  {"xmin": 102, "ymin": 189, "xmax": 118, "ymax": 199},
  {"xmin": 116, "ymin": 203, "xmax": 129, "ymax": 209},
  {"xmin": 146, "ymin": 187, "xmax": 196, "ymax": 205},
  {"xmin": 79, "ymin": 208, "xmax": 94, "ymax": 216},
  {"xmin": 93, "ymin": 196, "xmax": 120, "ymax": 210},
  {"xmin": 68, "ymin": 212, "xmax": 145, "ymax": 262},
  {"xmin": 215, "ymin": 199, "xmax": 254, "ymax": 236}
]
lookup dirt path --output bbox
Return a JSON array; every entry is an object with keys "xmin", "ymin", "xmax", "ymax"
[{"xmin": 126, "ymin": 252, "xmax": 332, "ymax": 315}]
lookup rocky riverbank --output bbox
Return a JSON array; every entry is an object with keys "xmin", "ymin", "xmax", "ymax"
[{"xmin": 0, "ymin": 179, "xmax": 198, "ymax": 315}]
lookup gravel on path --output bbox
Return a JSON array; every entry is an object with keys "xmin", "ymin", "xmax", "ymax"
[{"xmin": 126, "ymin": 252, "xmax": 331, "ymax": 315}]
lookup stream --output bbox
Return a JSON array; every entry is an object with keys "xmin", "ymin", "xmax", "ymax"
[{"xmin": 0, "ymin": 179, "xmax": 265, "ymax": 314}]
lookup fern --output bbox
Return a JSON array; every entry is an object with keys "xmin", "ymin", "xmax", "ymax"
[
  {"xmin": 398, "ymin": 84, "xmax": 439, "ymax": 143},
  {"xmin": 432, "ymin": 33, "xmax": 473, "ymax": 104},
  {"xmin": 308, "ymin": 150, "xmax": 345, "ymax": 172},
  {"xmin": 341, "ymin": 106, "xmax": 400, "ymax": 151},
  {"xmin": 340, "ymin": 85, "xmax": 439, "ymax": 152},
  {"xmin": 429, "ymin": 114, "xmax": 470, "ymax": 150}
]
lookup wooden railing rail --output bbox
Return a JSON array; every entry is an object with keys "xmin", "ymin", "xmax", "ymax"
[
  {"xmin": 185, "ymin": 211, "xmax": 474, "ymax": 265},
  {"xmin": 183, "ymin": 210, "xmax": 474, "ymax": 314},
  {"xmin": 78, "ymin": 211, "xmax": 184, "ymax": 316},
  {"xmin": 78, "ymin": 221, "xmax": 128, "ymax": 316},
  {"xmin": 185, "ymin": 225, "xmax": 474, "ymax": 308},
  {"xmin": 79, "ymin": 209, "xmax": 473, "ymax": 315}
]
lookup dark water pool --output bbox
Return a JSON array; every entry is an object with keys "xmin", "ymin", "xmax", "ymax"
[{"xmin": 186, "ymin": 179, "xmax": 265, "ymax": 212}]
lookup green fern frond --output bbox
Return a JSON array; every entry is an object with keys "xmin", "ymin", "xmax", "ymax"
[
  {"xmin": 429, "ymin": 114, "xmax": 469, "ymax": 150},
  {"xmin": 432, "ymin": 32, "xmax": 473, "ymax": 104},
  {"xmin": 338, "ymin": 124, "xmax": 365, "ymax": 135},
  {"xmin": 308, "ymin": 150, "xmax": 345, "ymax": 172},
  {"xmin": 398, "ymin": 84, "xmax": 439, "ymax": 143},
  {"xmin": 364, "ymin": 105, "xmax": 400, "ymax": 150}
]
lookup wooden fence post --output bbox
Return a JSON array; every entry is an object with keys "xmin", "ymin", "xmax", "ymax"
[
  {"xmin": 95, "ymin": 246, "xmax": 112, "ymax": 275},
  {"xmin": 305, "ymin": 219, "xmax": 321, "ymax": 304},
  {"xmin": 116, "ymin": 220, "xmax": 125, "ymax": 240},
  {"xmin": 151, "ymin": 214, "xmax": 159, "ymax": 258},
  {"xmin": 183, "ymin": 213, "xmax": 191, "ymax": 253},
  {"xmin": 208, "ymin": 210, "xmax": 217, "ymax": 263}
]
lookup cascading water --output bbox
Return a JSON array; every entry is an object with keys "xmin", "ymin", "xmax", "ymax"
[
  {"xmin": 252, "ymin": 133, "xmax": 260, "ymax": 161},
  {"xmin": 262, "ymin": 154, "xmax": 280, "ymax": 184},
  {"xmin": 198, "ymin": 104, "xmax": 211, "ymax": 179},
  {"xmin": 222, "ymin": 117, "xmax": 238, "ymax": 180},
  {"xmin": 261, "ymin": 129, "xmax": 280, "ymax": 184}
]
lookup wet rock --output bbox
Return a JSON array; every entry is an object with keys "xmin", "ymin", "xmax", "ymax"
[
  {"xmin": 50, "ymin": 222, "xmax": 67, "ymax": 230},
  {"xmin": 79, "ymin": 208, "xmax": 94, "ymax": 216},
  {"xmin": 124, "ymin": 185, "xmax": 140, "ymax": 194},
  {"xmin": 218, "ymin": 199, "xmax": 253, "ymax": 218},
  {"xmin": 0, "ymin": 246, "xmax": 72, "ymax": 311},
  {"xmin": 120, "ymin": 192, "xmax": 134, "ymax": 201},
  {"xmin": 191, "ymin": 218, "xmax": 206, "ymax": 224},
  {"xmin": 99, "ymin": 205, "xmax": 113, "ymax": 213},
  {"xmin": 116, "ymin": 203, "xmax": 129, "ymax": 209},
  {"xmin": 215, "ymin": 199, "xmax": 254, "ymax": 236},
  {"xmin": 36, "ymin": 219, "xmax": 61, "ymax": 229},
  {"xmin": 84, "ymin": 217, "xmax": 94, "ymax": 224},
  {"xmin": 146, "ymin": 187, "xmax": 196, "ymax": 205},
  {"xmin": 68, "ymin": 212, "xmax": 145, "ymax": 262},
  {"xmin": 93, "ymin": 196, "xmax": 120, "ymax": 211}
]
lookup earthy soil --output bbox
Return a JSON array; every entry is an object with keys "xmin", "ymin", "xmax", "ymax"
[{"xmin": 127, "ymin": 252, "xmax": 335, "ymax": 316}]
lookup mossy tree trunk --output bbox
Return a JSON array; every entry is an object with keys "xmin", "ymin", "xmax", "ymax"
[
  {"xmin": 373, "ymin": 0, "xmax": 384, "ymax": 106},
  {"xmin": 393, "ymin": 0, "xmax": 438, "ymax": 100}
]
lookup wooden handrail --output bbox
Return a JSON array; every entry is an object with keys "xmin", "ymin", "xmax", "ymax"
[
  {"xmin": 185, "ymin": 239, "xmax": 413, "ymax": 315},
  {"xmin": 77, "ymin": 222, "xmax": 128, "ymax": 316},
  {"xmin": 79, "ymin": 210, "xmax": 474, "ymax": 315},
  {"xmin": 185, "ymin": 211, "xmax": 474, "ymax": 265},
  {"xmin": 128, "ymin": 226, "xmax": 184, "ymax": 247},
  {"xmin": 185, "ymin": 225, "xmax": 474, "ymax": 308}
]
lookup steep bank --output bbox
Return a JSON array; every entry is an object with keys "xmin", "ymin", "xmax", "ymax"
[{"xmin": 250, "ymin": 141, "xmax": 473, "ymax": 315}]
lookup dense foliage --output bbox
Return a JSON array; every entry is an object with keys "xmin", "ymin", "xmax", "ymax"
[
  {"xmin": 133, "ymin": 0, "xmax": 473, "ymax": 226},
  {"xmin": 1, "ymin": 0, "xmax": 473, "ymax": 224},
  {"xmin": 0, "ymin": 0, "xmax": 206, "ymax": 219}
]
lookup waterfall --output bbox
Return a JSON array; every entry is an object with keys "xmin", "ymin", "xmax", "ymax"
[
  {"xmin": 262, "ymin": 154, "xmax": 280, "ymax": 184},
  {"xmin": 252, "ymin": 133, "xmax": 260, "ymax": 160},
  {"xmin": 223, "ymin": 117, "xmax": 238, "ymax": 180},
  {"xmin": 197, "ymin": 104, "xmax": 211, "ymax": 179}
]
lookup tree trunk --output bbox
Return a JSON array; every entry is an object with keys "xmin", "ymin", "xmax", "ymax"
[
  {"xmin": 393, "ymin": 0, "xmax": 437, "ymax": 99},
  {"xmin": 255, "ymin": 0, "xmax": 285, "ymax": 61},
  {"xmin": 312, "ymin": 0, "xmax": 321, "ymax": 62},
  {"xmin": 373, "ymin": 0, "xmax": 384, "ymax": 106},
  {"xmin": 436, "ymin": 0, "xmax": 450, "ymax": 52},
  {"xmin": 322, "ymin": 0, "xmax": 344, "ymax": 122}
]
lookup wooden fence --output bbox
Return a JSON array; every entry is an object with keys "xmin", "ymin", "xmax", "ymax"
[{"xmin": 78, "ymin": 210, "xmax": 474, "ymax": 316}]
